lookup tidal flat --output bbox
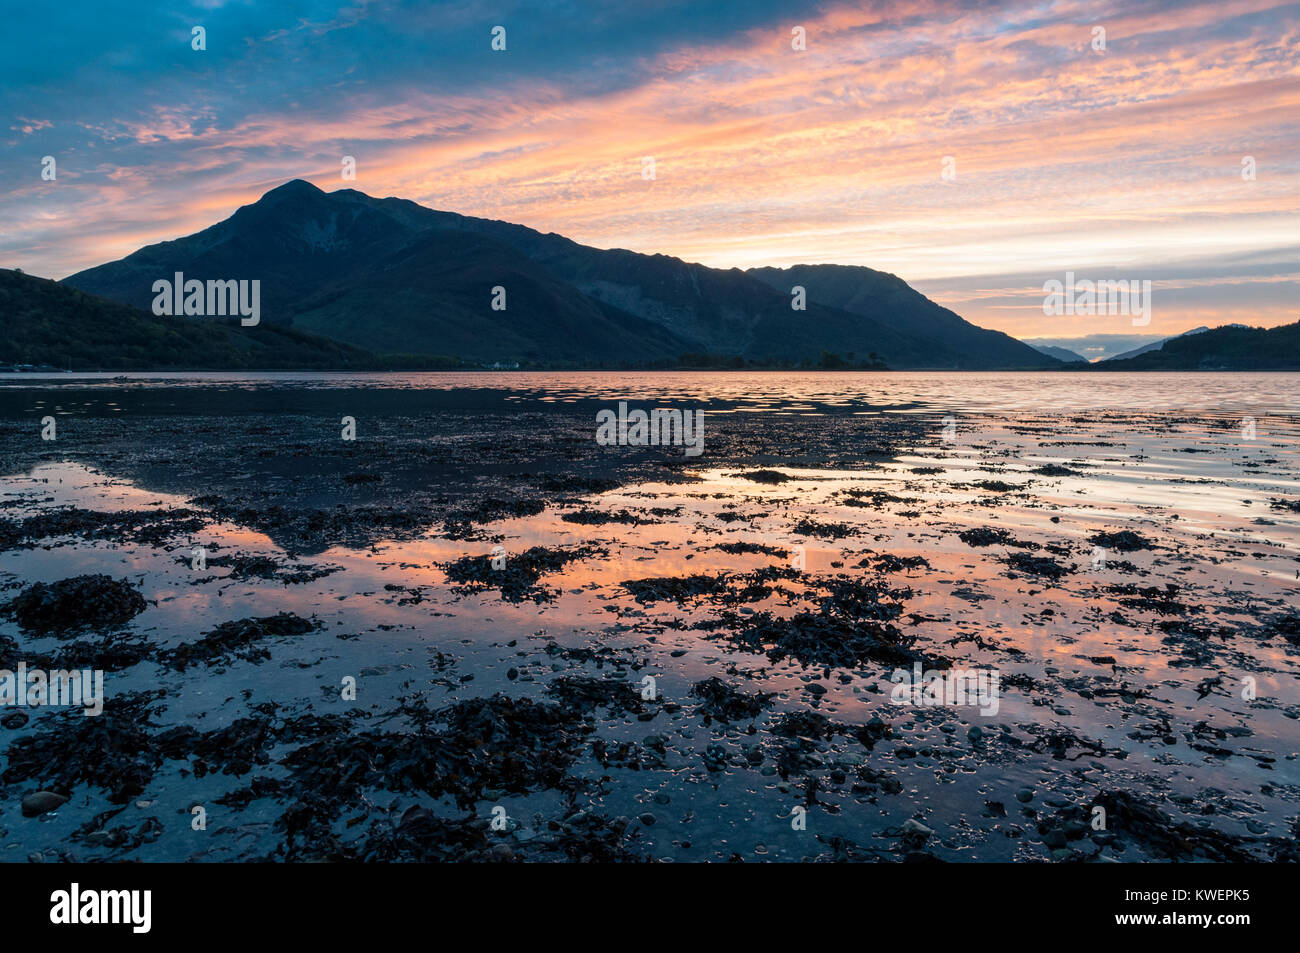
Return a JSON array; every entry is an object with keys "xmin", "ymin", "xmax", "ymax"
[{"xmin": 0, "ymin": 372, "xmax": 1297, "ymax": 862}]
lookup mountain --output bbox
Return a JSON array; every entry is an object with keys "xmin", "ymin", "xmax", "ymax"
[
  {"xmin": 1094, "ymin": 321, "xmax": 1300, "ymax": 370},
  {"xmin": 288, "ymin": 228, "xmax": 691, "ymax": 364},
  {"xmin": 64, "ymin": 181, "xmax": 683, "ymax": 366},
  {"xmin": 1105, "ymin": 326, "xmax": 1211, "ymax": 362},
  {"xmin": 1014, "ymin": 333, "xmax": 1167, "ymax": 362},
  {"xmin": 748, "ymin": 264, "xmax": 1059, "ymax": 369},
  {"xmin": 0, "ymin": 268, "xmax": 383, "ymax": 370},
  {"xmin": 1027, "ymin": 343, "xmax": 1089, "ymax": 363},
  {"xmin": 65, "ymin": 180, "xmax": 1064, "ymax": 369}
]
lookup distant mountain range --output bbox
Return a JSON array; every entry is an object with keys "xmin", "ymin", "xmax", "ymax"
[
  {"xmin": 4, "ymin": 179, "xmax": 1292, "ymax": 372},
  {"xmin": 1028, "ymin": 343, "xmax": 1089, "ymax": 363},
  {"xmin": 60, "ymin": 180, "xmax": 1060, "ymax": 370}
]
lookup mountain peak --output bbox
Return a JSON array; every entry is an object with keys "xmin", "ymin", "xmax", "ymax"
[{"xmin": 261, "ymin": 179, "xmax": 325, "ymax": 200}]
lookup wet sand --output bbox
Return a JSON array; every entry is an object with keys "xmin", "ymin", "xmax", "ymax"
[{"xmin": 0, "ymin": 377, "xmax": 1297, "ymax": 862}]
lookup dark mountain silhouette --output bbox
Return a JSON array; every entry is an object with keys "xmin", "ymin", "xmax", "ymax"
[
  {"xmin": 64, "ymin": 180, "xmax": 1065, "ymax": 368},
  {"xmin": 289, "ymin": 228, "xmax": 688, "ymax": 364},
  {"xmin": 748, "ymin": 264, "xmax": 1058, "ymax": 369},
  {"xmin": 1091, "ymin": 321, "xmax": 1300, "ymax": 370},
  {"xmin": 0, "ymin": 268, "xmax": 381, "ymax": 370},
  {"xmin": 1104, "ymin": 326, "xmax": 1211, "ymax": 362}
]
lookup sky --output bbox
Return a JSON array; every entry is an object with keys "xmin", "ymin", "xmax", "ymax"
[{"xmin": 3, "ymin": 0, "xmax": 1298, "ymax": 343}]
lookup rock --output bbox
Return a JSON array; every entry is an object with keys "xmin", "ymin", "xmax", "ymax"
[
  {"xmin": 901, "ymin": 818, "xmax": 933, "ymax": 839},
  {"xmin": 21, "ymin": 791, "xmax": 68, "ymax": 817},
  {"xmin": 639, "ymin": 812, "xmax": 657, "ymax": 826},
  {"xmin": 1016, "ymin": 787, "xmax": 1035, "ymax": 803},
  {"xmin": 967, "ymin": 725, "xmax": 983, "ymax": 741}
]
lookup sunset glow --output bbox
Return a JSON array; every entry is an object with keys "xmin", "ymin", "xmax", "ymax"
[{"xmin": 4, "ymin": 0, "xmax": 1298, "ymax": 339}]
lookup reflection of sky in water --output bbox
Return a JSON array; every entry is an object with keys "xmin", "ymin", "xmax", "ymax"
[{"xmin": 4, "ymin": 369, "xmax": 1300, "ymax": 414}]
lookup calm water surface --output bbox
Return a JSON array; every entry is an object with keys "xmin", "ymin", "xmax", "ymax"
[{"xmin": 2, "ymin": 370, "xmax": 1298, "ymax": 415}]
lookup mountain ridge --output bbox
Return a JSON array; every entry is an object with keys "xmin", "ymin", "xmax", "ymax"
[{"xmin": 63, "ymin": 180, "xmax": 1063, "ymax": 370}]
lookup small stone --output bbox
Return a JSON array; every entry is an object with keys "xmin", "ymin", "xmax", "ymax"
[
  {"xmin": 901, "ymin": 818, "xmax": 933, "ymax": 839},
  {"xmin": 21, "ymin": 791, "xmax": 68, "ymax": 817},
  {"xmin": 1016, "ymin": 787, "xmax": 1034, "ymax": 803},
  {"xmin": 639, "ymin": 812, "xmax": 657, "ymax": 826}
]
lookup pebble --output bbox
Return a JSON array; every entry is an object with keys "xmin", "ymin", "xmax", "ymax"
[
  {"xmin": 21, "ymin": 791, "xmax": 68, "ymax": 817},
  {"xmin": 901, "ymin": 818, "xmax": 933, "ymax": 839}
]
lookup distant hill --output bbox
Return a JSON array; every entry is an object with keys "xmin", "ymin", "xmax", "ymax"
[
  {"xmin": 65, "ymin": 180, "xmax": 1065, "ymax": 370},
  {"xmin": 1027, "ymin": 343, "xmax": 1089, "ymax": 363},
  {"xmin": 0, "ymin": 268, "xmax": 384, "ymax": 370},
  {"xmin": 1094, "ymin": 321, "xmax": 1300, "ymax": 370}
]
